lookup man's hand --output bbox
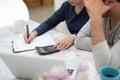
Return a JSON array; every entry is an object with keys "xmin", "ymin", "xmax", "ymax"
[
  {"xmin": 23, "ymin": 30, "xmax": 38, "ymax": 43},
  {"xmin": 55, "ymin": 34, "xmax": 76, "ymax": 50},
  {"xmin": 83, "ymin": 0, "xmax": 112, "ymax": 18}
]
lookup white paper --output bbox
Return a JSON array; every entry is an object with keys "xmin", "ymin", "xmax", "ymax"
[{"xmin": 13, "ymin": 35, "xmax": 55, "ymax": 52}]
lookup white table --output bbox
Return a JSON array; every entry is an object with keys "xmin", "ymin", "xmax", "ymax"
[{"xmin": 0, "ymin": 20, "xmax": 100, "ymax": 80}]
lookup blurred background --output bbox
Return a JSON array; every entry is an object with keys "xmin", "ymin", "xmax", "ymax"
[
  {"xmin": 23, "ymin": 0, "xmax": 54, "ymax": 23},
  {"xmin": 0, "ymin": 0, "xmax": 67, "ymax": 32}
]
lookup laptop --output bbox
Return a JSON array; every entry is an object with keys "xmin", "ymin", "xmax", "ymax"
[{"xmin": 0, "ymin": 53, "xmax": 80, "ymax": 80}]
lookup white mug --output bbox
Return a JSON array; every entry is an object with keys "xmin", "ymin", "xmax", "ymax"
[{"xmin": 12, "ymin": 20, "xmax": 26, "ymax": 33}]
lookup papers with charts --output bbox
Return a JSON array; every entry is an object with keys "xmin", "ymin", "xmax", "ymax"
[{"xmin": 12, "ymin": 35, "xmax": 55, "ymax": 53}]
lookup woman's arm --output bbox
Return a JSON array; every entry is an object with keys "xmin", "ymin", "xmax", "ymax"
[{"xmin": 34, "ymin": 2, "xmax": 68, "ymax": 35}]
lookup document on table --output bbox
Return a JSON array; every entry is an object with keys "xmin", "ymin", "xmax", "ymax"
[{"xmin": 12, "ymin": 35, "xmax": 55, "ymax": 53}]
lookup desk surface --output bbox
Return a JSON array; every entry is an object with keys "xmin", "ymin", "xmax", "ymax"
[{"xmin": 0, "ymin": 20, "xmax": 100, "ymax": 80}]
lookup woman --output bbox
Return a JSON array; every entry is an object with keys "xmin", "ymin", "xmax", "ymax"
[{"xmin": 24, "ymin": 0, "xmax": 89, "ymax": 51}]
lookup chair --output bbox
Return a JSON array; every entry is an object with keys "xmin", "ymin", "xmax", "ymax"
[{"xmin": 0, "ymin": 0, "xmax": 29, "ymax": 28}]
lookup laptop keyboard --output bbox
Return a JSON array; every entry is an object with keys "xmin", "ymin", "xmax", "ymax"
[{"xmin": 67, "ymin": 69, "xmax": 74, "ymax": 75}]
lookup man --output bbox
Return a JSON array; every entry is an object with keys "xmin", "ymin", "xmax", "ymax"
[{"xmin": 75, "ymin": 0, "xmax": 120, "ymax": 70}]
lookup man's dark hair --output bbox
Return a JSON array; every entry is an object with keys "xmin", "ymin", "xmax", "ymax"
[{"xmin": 117, "ymin": 0, "xmax": 120, "ymax": 2}]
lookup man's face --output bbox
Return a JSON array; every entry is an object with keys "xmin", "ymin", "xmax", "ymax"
[
  {"xmin": 68, "ymin": 0, "xmax": 82, "ymax": 6},
  {"xmin": 103, "ymin": 0, "xmax": 115, "ymax": 16}
]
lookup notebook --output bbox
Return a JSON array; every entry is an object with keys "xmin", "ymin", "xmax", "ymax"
[
  {"xmin": 0, "ymin": 53, "xmax": 80, "ymax": 80},
  {"xmin": 12, "ymin": 35, "xmax": 55, "ymax": 53}
]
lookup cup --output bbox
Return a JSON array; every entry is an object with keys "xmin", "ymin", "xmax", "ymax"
[
  {"xmin": 12, "ymin": 20, "xmax": 26, "ymax": 33},
  {"xmin": 99, "ymin": 66, "xmax": 120, "ymax": 80}
]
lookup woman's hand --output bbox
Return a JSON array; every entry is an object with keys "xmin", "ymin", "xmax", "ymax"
[
  {"xmin": 55, "ymin": 34, "xmax": 76, "ymax": 50},
  {"xmin": 23, "ymin": 30, "xmax": 38, "ymax": 43}
]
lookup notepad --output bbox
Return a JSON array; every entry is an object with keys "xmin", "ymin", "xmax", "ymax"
[{"xmin": 12, "ymin": 35, "xmax": 55, "ymax": 53}]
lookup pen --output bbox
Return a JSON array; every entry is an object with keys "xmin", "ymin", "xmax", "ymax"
[
  {"xmin": 26, "ymin": 24, "xmax": 30, "ymax": 43},
  {"xmin": 11, "ymin": 41, "xmax": 15, "ymax": 52}
]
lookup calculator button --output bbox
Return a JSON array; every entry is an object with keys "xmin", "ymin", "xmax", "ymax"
[{"xmin": 47, "ymin": 46, "xmax": 57, "ymax": 52}]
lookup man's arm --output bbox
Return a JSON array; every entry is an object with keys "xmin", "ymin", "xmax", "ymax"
[
  {"xmin": 90, "ymin": 17, "xmax": 105, "ymax": 45},
  {"xmin": 75, "ymin": 0, "xmax": 120, "ymax": 70},
  {"xmin": 74, "ymin": 20, "xmax": 92, "ymax": 51},
  {"xmin": 83, "ymin": 0, "xmax": 112, "ymax": 70},
  {"xmin": 75, "ymin": 19, "xmax": 120, "ymax": 70}
]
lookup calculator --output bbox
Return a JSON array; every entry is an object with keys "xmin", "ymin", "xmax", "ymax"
[{"xmin": 36, "ymin": 45, "xmax": 59, "ymax": 55}]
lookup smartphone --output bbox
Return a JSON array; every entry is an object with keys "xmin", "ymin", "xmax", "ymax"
[{"xmin": 36, "ymin": 45, "xmax": 59, "ymax": 55}]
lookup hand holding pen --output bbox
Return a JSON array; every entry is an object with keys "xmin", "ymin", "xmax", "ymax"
[{"xmin": 23, "ymin": 25, "xmax": 38, "ymax": 43}]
